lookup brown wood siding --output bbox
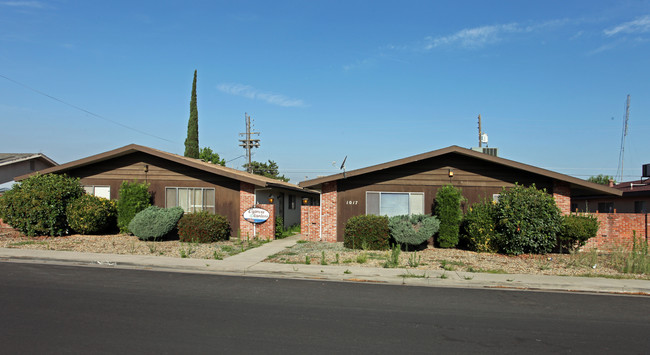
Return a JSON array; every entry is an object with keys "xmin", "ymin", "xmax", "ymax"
[
  {"xmin": 334, "ymin": 153, "xmax": 556, "ymax": 241},
  {"xmin": 66, "ymin": 152, "xmax": 241, "ymax": 237}
]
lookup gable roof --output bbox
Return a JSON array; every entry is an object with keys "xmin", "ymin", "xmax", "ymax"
[
  {"xmin": 15, "ymin": 144, "xmax": 312, "ymax": 193},
  {"xmin": 299, "ymin": 145, "xmax": 622, "ymax": 197},
  {"xmin": 0, "ymin": 153, "xmax": 57, "ymax": 167}
]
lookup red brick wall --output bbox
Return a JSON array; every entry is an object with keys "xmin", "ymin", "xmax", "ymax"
[
  {"xmin": 301, "ymin": 205, "xmax": 321, "ymax": 241},
  {"xmin": 553, "ymin": 181, "xmax": 571, "ymax": 215},
  {"xmin": 582, "ymin": 212, "xmax": 649, "ymax": 251},
  {"xmin": 321, "ymin": 182, "xmax": 337, "ymax": 242},
  {"xmin": 254, "ymin": 203, "xmax": 275, "ymax": 240},
  {"xmin": 239, "ymin": 182, "xmax": 256, "ymax": 238},
  {"xmin": 238, "ymin": 182, "xmax": 275, "ymax": 240}
]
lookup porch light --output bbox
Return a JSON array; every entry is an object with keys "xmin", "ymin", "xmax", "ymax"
[
  {"xmin": 448, "ymin": 169, "xmax": 454, "ymax": 177},
  {"xmin": 302, "ymin": 197, "xmax": 309, "ymax": 205},
  {"xmin": 268, "ymin": 194, "xmax": 275, "ymax": 203}
]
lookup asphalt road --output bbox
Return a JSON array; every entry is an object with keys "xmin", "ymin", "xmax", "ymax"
[{"xmin": 1, "ymin": 262, "xmax": 649, "ymax": 354}]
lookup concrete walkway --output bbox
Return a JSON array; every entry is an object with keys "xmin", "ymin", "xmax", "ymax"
[{"xmin": 1, "ymin": 234, "xmax": 649, "ymax": 296}]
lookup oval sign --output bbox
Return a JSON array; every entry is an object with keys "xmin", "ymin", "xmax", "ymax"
[{"xmin": 243, "ymin": 207, "xmax": 270, "ymax": 223}]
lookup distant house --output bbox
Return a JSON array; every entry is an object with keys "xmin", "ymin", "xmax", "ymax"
[
  {"xmin": 15, "ymin": 144, "xmax": 317, "ymax": 238},
  {"xmin": 298, "ymin": 145, "xmax": 622, "ymax": 242},
  {"xmin": 0, "ymin": 153, "xmax": 57, "ymax": 185},
  {"xmin": 572, "ymin": 177, "xmax": 650, "ymax": 214}
]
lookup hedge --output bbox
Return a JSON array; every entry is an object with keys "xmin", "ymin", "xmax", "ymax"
[
  {"xmin": 177, "ymin": 211, "xmax": 231, "ymax": 243},
  {"xmin": 344, "ymin": 215, "xmax": 390, "ymax": 250}
]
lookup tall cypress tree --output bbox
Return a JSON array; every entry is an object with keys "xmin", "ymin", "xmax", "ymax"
[{"xmin": 184, "ymin": 70, "xmax": 199, "ymax": 158}]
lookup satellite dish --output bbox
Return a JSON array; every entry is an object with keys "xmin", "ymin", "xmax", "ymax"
[{"xmin": 340, "ymin": 156, "xmax": 347, "ymax": 170}]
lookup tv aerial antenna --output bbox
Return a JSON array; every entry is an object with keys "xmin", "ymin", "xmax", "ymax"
[{"xmin": 616, "ymin": 95, "xmax": 631, "ymax": 182}]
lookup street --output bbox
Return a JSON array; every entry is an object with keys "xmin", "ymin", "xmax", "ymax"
[{"xmin": 1, "ymin": 262, "xmax": 648, "ymax": 354}]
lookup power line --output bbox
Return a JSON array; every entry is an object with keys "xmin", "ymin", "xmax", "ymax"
[{"xmin": 0, "ymin": 73, "xmax": 178, "ymax": 144}]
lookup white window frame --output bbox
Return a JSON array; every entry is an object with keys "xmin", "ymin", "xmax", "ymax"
[
  {"xmin": 84, "ymin": 185, "xmax": 111, "ymax": 200},
  {"xmin": 365, "ymin": 191, "xmax": 425, "ymax": 217},
  {"xmin": 165, "ymin": 187, "xmax": 215, "ymax": 213}
]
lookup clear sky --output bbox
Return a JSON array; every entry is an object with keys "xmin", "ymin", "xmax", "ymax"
[{"xmin": 1, "ymin": 0, "xmax": 648, "ymax": 184}]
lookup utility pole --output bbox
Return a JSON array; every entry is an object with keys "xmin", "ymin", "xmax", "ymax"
[
  {"xmin": 239, "ymin": 113, "xmax": 260, "ymax": 173},
  {"xmin": 478, "ymin": 114, "xmax": 482, "ymax": 148}
]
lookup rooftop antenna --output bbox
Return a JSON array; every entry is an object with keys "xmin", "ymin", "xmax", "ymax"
[
  {"xmin": 340, "ymin": 155, "xmax": 347, "ymax": 178},
  {"xmin": 616, "ymin": 95, "xmax": 631, "ymax": 182},
  {"xmin": 478, "ymin": 114, "xmax": 482, "ymax": 148}
]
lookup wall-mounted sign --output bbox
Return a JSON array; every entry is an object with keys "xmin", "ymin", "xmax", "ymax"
[{"xmin": 243, "ymin": 207, "xmax": 270, "ymax": 223}]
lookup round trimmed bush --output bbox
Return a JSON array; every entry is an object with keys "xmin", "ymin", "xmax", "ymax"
[
  {"xmin": 344, "ymin": 215, "xmax": 390, "ymax": 250},
  {"xmin": 389, "ymin": 214, "xmax": 440, "ymax": 248},
  {"xmin": 128, "ymin": 206, "xmax": 184, "ymax": 241},
  {"xmin": 494, "ymin": 184, "xmax": 562, "ymax": 255},
  {"xmin": 0, "ymin": 173, "xmax": 84, "ymax": 236},
  {"xmin": 66, "ymin": 194, "xmax": 117, "ymax": 235},
  {"xmin": 178, "ymin": 211, "xmax": 231, "ymax": 243}
]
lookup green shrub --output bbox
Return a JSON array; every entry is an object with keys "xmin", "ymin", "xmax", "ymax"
[
  {"xmin": 389, "ymin": 214, "xmax": 440, "ymax": 249},
  {"xmin": 117, "ymin": 181, "xmax": 151, "ymax": 233},
  {"xmin": 275, "ymin": 216, "xmax": 284, "ymax": 239},
  {"xmin": 557, "ymin": 214, "xmax": 599, "ymax": 252},
  {"xmin": 0, "ymin": 173, "xmax": 84, "ymax": 236},
  {"xmin": 460, "ymin": 200, "xmax": 499, "ymax": 253},
  {"xmin": 178, "ymin": 211, "xmax": 231, "ymax": 243},
  {"xmin": 434, "ymin": 185, "xmax": 464, "ymax": 248},
  {"xmin": 344, "ymin": 215, "xmax": 390, "ymax": 250},
  {"xmin": 66, "ymin": 194, "xmax": 117, "ymax": 235},
  {"xmin": 494, "ymin": 184, "xmax": 562, "ymax": 255},
  {"xmin": 128, "ymin": 206, "xmax": 184, "ymax": 241}
]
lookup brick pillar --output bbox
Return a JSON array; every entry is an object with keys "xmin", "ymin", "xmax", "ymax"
[
  {"xmin": 301, "ymin": 205, "xmax": 321, "ymax": 242},
  {"xmin": 321, "ymin": 181, "xmax": 337, "ymax": 242},
  {"xmin": 254, "ymin": 203, "xmax": 275, "ymax": 240},
  {"xmin": 553, "ymin": 181, "xmax": 571, "ymax": 215},
  {"xmin": 239, "ymin": 182, "xmax": 256, "ymax": 239}
]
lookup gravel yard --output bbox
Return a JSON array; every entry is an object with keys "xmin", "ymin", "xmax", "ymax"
[
  {"xmin": 2, "ymin": 228, "xmax": 648, "ymax": 280},
  {"xmin": 0, "ymin": 229, "xmax": 269, "ymax": 260},
  {"xmin": 265, "ymin": 240, "xmax": 650, "ymax": 280}
]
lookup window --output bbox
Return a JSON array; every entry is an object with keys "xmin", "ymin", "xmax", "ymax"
[
  {"xmin": 635, "ymin": 201, "xmax": 647, "ymax": 213},
  {"xmin": 165, "ymin": 187, "xmax": 215, "ymax": 213},
  {"xmin": 288, "ymin": 195, "xmax": 296, "ymax": 210},
  {"xmin": 598, "ymin": 202, "xmax": 614, "ymax": 213},
  {"xmin": 366, "ymin": 192, "xmax": 424, "ymax": 217},
  {"xmin": 84, "ymin": 185, "xmax": 111, "ymax": 200}
]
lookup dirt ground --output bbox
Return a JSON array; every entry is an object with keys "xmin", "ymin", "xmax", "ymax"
[
  {"xmin": 264, "ymin": 240, "xmax": 650, "ymax": 279},
  {"xmin": 1, "ymin": 229, "xmax": 648, "ymax": 279}
]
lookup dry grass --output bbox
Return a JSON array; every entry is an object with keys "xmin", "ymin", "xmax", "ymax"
[{"xmin": 265, "ymin": 241, "xmax": 650, "ymax": 279}]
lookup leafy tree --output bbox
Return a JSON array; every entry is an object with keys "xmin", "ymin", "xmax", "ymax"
[
  {"xmin": 587, "ymin": 174, "xmax": 615, "ymax": 185},
  {"xmin": 184, "ymin": 70, "xmax": 199, "ymax": 158},
  {"xmin": 199, "ymin": 147, "xmax": 225, "ymax": 166},
  {"xmin": 243, "ymin": 160, "xmax": 289, "ymax": 182}
]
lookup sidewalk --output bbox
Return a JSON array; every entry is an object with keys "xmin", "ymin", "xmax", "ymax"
[{"xmin": 1, "ymin": 234, "xmax": 649, "ymax": 296}]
